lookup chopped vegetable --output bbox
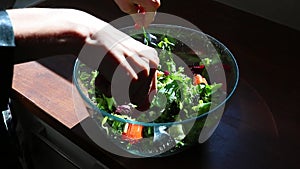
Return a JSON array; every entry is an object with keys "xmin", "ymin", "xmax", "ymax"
[
  {"xmin": 193, "ymin": 74, "xmax": 208, "ymax": 85},
  {"xmin": 122, "ymin": 124, "xmax": 144, "ymax": 141}
]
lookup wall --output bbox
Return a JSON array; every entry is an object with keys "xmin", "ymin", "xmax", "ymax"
[
  {"xmin": 214, "ymin": 0, "xmax": 300, "ymax": 31},
  {"xmin": 13, "ymin": 0, "xmax": 300, "ymax": 31}
]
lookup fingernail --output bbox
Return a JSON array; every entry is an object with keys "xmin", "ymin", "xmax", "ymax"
[{"xmin": 133, "ymin": 73, "xmax": 138, "ymax": 80}]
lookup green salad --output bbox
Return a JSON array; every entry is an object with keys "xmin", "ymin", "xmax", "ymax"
[{"xmin": 78, "ymin": 29, "xmax": 224, "ymax": 152}]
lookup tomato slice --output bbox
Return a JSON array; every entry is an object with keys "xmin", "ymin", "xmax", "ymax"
[
  {"xmin": 193, "ymin": 74, "xmax": 208, "ymax": 85},
  {"xmin": 122, "ymin": 123, "xmax": 143, "ymax": 143}
]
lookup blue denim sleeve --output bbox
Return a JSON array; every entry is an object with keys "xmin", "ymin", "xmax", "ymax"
[
  {"xmin": 0, "ymin": 10, "xmax": 15, "ymax": 47},
  {"xmin": 0, "ymin": 10, "xmax": 15, "ymax": 113}
]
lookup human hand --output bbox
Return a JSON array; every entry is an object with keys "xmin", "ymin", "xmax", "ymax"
[
  {"xmin": 89, "ymin": 24, "xmax": 158, "ymax": 110},
  {"xmin": 87, "ymin": 23, "xmax": 158, "ymax": 79},
  {"xmin": 114, "ymin": 0, "xmax": 161, "ymax": 27}
]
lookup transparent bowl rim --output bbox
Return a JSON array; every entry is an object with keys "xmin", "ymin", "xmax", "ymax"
[{"xmin": 73, "ymin": 24, "xmax": 240, "ymax": 127}]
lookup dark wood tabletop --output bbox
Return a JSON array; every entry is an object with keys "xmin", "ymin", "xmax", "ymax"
[{"xmin": 11, "ymin": 0, "xmax": 300, "ymax": 169}]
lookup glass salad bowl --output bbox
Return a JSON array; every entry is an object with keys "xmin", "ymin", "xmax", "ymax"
[{"xmin": 73, "ymin": 24, "xmax": 239, "ymax": 157}]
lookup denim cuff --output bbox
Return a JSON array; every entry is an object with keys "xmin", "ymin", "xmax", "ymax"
[
  {"xmin": 0, "ymin": 10, "xmax": 15, "ymax": 111},
  {"xmin": 0, "ymin": 10, "xmax": 15, "ymax": 47}
]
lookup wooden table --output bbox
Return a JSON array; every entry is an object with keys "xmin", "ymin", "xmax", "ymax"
[{"xmin": 11, "ymin": 0, "xmax": 300, "ymax": 169}]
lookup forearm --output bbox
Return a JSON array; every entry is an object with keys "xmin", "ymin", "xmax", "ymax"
[{"xmin": 6, "ymin": 8, "xmax": 107, "ymax": 63}]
